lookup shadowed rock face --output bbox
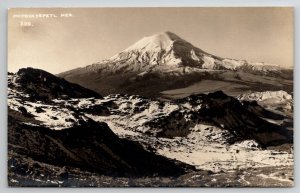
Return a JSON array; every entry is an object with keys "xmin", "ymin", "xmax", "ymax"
[
  {"xmin": 15, "ymin": 68, "xmax": 102, "ymax": 102},
  {"xmin": 8, "ymin": 109, "xmax": 193, "ymax": 177},
  {"xmin": 196, "ymin": 92, "xmax": 292, "ymax": 146}
]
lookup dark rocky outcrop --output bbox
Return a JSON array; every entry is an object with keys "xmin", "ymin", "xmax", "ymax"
[{"xmin": 15, "ymin": 68, "xmax": 101, "ymax": 102}]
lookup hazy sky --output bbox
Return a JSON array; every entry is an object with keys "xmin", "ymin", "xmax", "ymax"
[{"xmin": 8, "ymin": 7, "xmax": 293, "ymax": 74}]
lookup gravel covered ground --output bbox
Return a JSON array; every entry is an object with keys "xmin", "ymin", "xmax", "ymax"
[{"xmin": 8, "ymin": 151, "xmax": 293, "ymax": 187}]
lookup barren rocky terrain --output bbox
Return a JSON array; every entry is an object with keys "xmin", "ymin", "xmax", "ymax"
[{"xmin": 8, "ymin": 67, "xmax": 293, "ymax": 187}]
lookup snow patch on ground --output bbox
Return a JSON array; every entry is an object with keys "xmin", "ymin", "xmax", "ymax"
[{"xmin": 156, "ymin": 124, "xmax": 292, "ymax": 172}]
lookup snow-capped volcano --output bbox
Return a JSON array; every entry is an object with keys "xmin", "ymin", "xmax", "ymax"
[
  {"xmin": 58, "ymin": 31, "xmax": 290, "ymax": 97},
  {"xmin": 83, "ymin": 31, "xmax": 280, "ymax": 74}
]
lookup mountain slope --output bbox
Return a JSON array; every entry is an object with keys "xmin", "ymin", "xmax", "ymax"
[
  {"xmin": 8, "ymin": 109, "xmax": 191, "ymax": 177},
  {"xmin": 8, "ymin": 68, "xmax": 193, "ymax": 177}
]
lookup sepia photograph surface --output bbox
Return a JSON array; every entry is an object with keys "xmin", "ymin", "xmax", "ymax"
[{"xmin": 7, "ymin": 7, "xmax": 294, "ymax": 187}]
